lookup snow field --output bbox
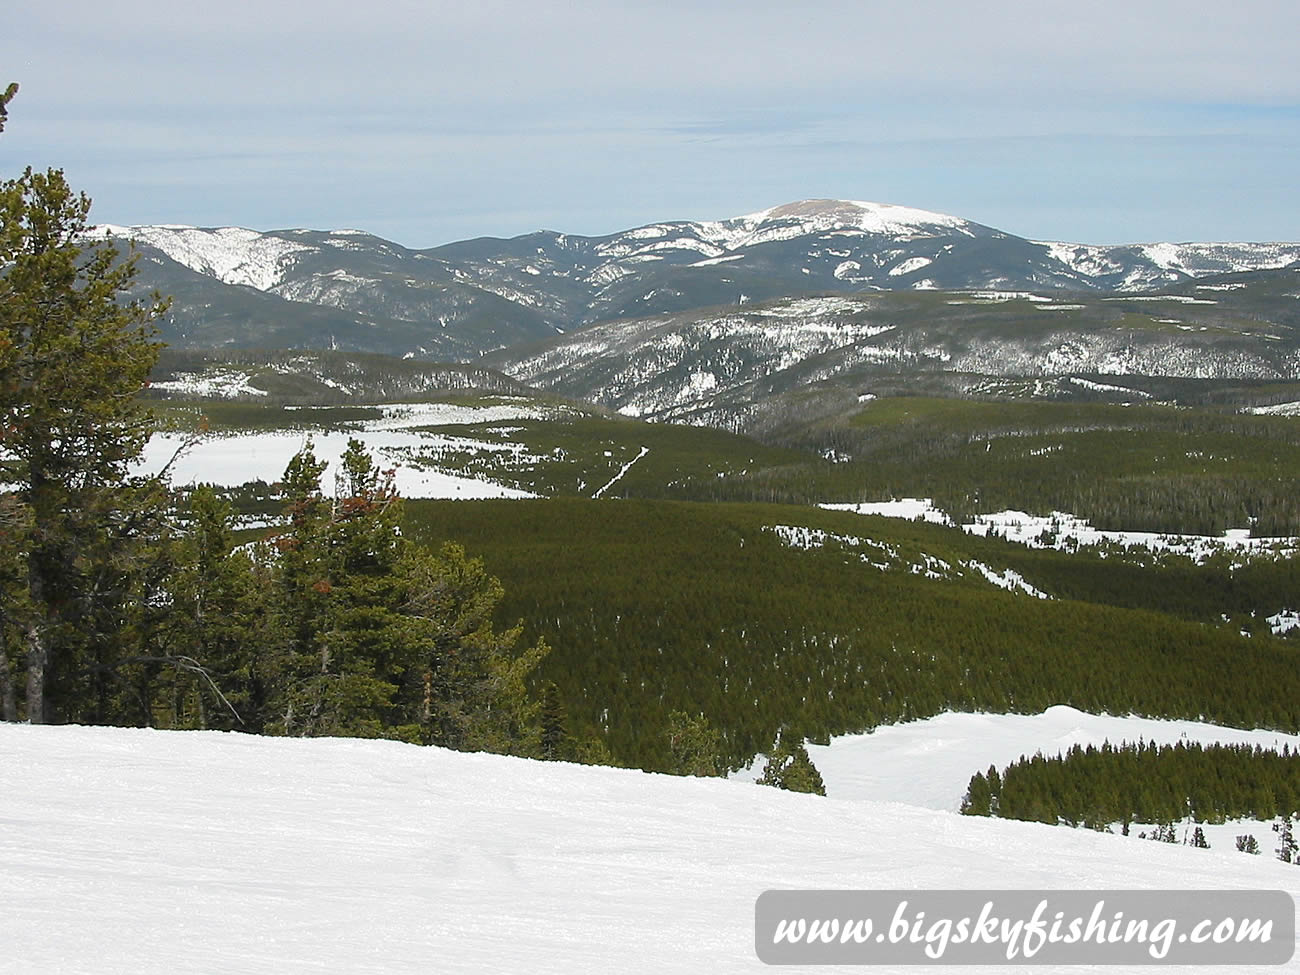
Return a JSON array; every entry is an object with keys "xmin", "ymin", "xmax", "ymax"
[
  {"xmin": 4, "ymin": 720, "xmax": 1297, "ymax": 974},
  {"xmin": 824, "ymin": 499, "xmax": 1300, "ymax": 564},
  {"xmin": 804, "ymin": 706, "xmax": 1300, "ymax": 857},
  {"xmin": 136, "ymin": 401, "xmax": 557, "ymax": 499},
  {"xmin": 92, "ymin": 224, "xmax": 313, "ymax": 291},
  {"xmin": 139, "ymin": 430, "xmax": 537, "ymax": 500},
  {"xmin": 966, "ymin": 509, "xmax": 1300, "ymax": 562}
]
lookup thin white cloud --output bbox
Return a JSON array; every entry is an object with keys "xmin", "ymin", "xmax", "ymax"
[
  {"xmin": 10, "ymin": 0, "xmax": 1300, "ymax": 107},
  {"xmin": 3, "ymin": 0, "xmax": 1297, "ymax": 245}
]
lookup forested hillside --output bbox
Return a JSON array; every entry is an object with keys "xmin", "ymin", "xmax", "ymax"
[
  {"xmin": 689, "ymin": 397, "xmax": 1300, "ymax": 536},
  {"xmin": 404, "ymin": 499, "xmax": 1300, "ymax": 770}
]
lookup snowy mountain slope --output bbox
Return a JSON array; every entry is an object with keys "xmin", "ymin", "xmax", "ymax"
[
  {"xmin": 2, "ymin": 723, "xmax": 1296, "ymax": 974},
  {"xmin": 1045, "ymin": 240, "xmax": 1300, "ymax": 290},
  {"xmin": 112, "ymin": 229, "xmax": 563, "ymax": 359},
  {"xmin": 147, "ymin": 349, "xmax": 532, "ymax": 403},
  {"xmin": 700, "ymin": 199, "xmax": 976, "ymax": 250},
  {"xmin": 94, "ymin": 223, "xmax": 315, "ymax": 290},
  {"xmin": 486, "ymin": 279, "xmax": 1300, "ymax": 424},
  {"xmin": 99, "ymin": 201, "xmax": 1300, "ymax": 362},
  {"xmin": 488, "ymin": 296, "xmax": 904, "ymax": 420}
]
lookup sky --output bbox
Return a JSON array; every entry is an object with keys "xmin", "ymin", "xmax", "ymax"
[{"xmin": 3, "ymin": 0, "xmax": 1298, "ymax": 248}]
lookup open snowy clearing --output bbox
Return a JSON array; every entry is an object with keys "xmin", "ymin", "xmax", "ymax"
[
  {"xmin": 135, "ymin": 402, "xmax": 556, "ymax": 499},
  {"xmin": 3, "ymin": 722, "xmax": 1296, "ymax": 974},
  {"xmin": 823, "ymin": 500, "xmax": 1300, "ymax": 563},
  {"xmin": 822, "ymin": 497, "xmax": 953, "ymax": 525},
  {"xmin": 1249, "ymin": 401, "xmax": 1300, "ymax": 417},
  {"xmin": 742, "ymin": 705, "xmax": 1300, "ymax": 854},
  {"xmin": 966, "ymin": 509, "xmax": 1300, "ymax": 562},
  {"xmin": 138, "ymin": 430, "xmax": 537, "ymax": 499},
  {"xmin": 767, "ymin": 523, "xmax": 1054, "ymax": 595}
]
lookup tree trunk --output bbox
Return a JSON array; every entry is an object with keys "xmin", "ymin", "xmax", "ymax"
[
  {"xmin": 24, "ymin": 475, "xmax": 55, "ymax": 725},
  {"xmin": 0, "ymin": 639, "xmax": 17, "ymax": 721},
  {"xmin": 25, "ymin": 619, "xmax": 47, "ymax": 724}
]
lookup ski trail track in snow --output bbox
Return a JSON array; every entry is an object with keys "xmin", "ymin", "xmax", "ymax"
[{"xmin": 592, "ymin": 446, "xmax": 649, "ymax": 498}]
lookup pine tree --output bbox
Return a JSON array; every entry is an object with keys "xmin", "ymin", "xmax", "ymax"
[
  {"xmin": 539, "ymin": 681, "xmax": 570, "ymax": 761},
  {"xmin": 1236, "ymin": 834, "xmax": 1260, "ymax": 854},
  {"xmin": 961, "ymin": 771, "xmax": 992, "ymax": 816},
  {"xmin": 163, "ymin": 486, "xmax": 264, "ymax": 730},
  {"xmin": 0, "ymin": 83, "xmax": 16, "ymax": 135},
  {"xmin": 665, "ymin": 710, "xmax": 723, "ymax": 777},
  {"xmin": 986, "ymin": 764, "xmax": 1002, "ymax": 815},
  {"xmin": 756, "ymin": 729, "xmax": 826, "ymax": 796},
  {"xmin": 572, "ymin": 733, "xmax": 620, "ymax": 767},
  {"xmin": 262, "ymin": 439, "xmax": 549, "ymax": 752},
  {"xmin": 1273, "ymin": 816, "xmax": 1296, "ymax": 863},
  {"xmin": 402, "ymin": 539, "xmax": 548, "ymax": 755},
  {"xmin": 268, "ymin": 440, "xmax": 420, "ymax": 738},
  {"xmin": 0, "ymin": 87, "xmax": 170, "ymax": 722}
]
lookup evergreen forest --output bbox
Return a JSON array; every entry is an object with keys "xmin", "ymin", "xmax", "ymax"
[{"xmin": 961, "ymin": 740, "xmax": 1300, "ymax": 833}]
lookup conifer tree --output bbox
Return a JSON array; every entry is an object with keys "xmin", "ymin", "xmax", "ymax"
[
  {"xmin": 163, "ymin": 486, "xmax": 263, "ymax": 730},
  {"xmin": 0, "ymin": 83, "xmax": 16, "ymax": 135},
  {"xmin": 262, "ymin": 439, "xmax": 549, "ymax": 752},
  {"xmin": 402, "ymin": 539, "xmax": 548, "ymax": 755},
  {"xmin": 268, "ymin": 440, "xmax": 420, "ymax": 737},
  {"xmin": 539, "ymin": 680, "xmax": 570, "ymax": 761},
  {"xmin": 961, "ymin": 770, "xmax": 992, "ymax": 816},
  {"xmin": 1273, "ymin": 816, "xmax": 1296, "ymax": 863},
  {"xmin": 665, "ymin": 710, "xmax": 723, "ymax": 776},
  {"xmin": 572, "ymin": 734, "xmax": 619, "ymax": 768},
  {"xmin": 757, "ymin": 729, "xmax": 826, "ymax": 796},
  {"xmin": 985, "ymin": 764, "xmax": 1002, "ymax": 814},
  {"xmin": 0, "ymin": 85, "xmax": 170, "ymax": 722}
]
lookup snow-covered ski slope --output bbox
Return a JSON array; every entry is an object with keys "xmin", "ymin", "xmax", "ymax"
[
  {"xmin": 3, "ymin": 720, "xmax": 1297, "ymax": 974},
  {"xmin": 766, "ymin": 706, "xmax": 1300, "ymax": 856},
  {"xmin": 803, "ymin": 706, "xmax": 1300, "ymax": 812}
]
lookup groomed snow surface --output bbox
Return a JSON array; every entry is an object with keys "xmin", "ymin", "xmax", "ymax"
[
  {"xmin": 755, "ymin": 706, "xmax": 1300, "ymax": 850},
  {"xmin": 5, "ymin": 710, "xmax": 1299, "ymax": 974}
]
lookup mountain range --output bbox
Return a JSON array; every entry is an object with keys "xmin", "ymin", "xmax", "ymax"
[{"xmin": 102, "ymin": 199, "xmax": 1300, "ymax": 363}]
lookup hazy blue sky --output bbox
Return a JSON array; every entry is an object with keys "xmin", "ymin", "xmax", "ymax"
[{"xmin": 4, "ymin": 1, "xmax": 1297, "ymax": 247}]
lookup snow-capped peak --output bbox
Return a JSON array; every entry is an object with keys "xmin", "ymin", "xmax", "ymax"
[
  {"xmin": 697, "ymin": 198, "xmax": 975, "ymax": 251},
  {"xmin": 89, "ymin": 224, "xmax": 316, "ymax": 292},
  {"xmin": 746, "ymin": 198, "xmax": 968, "ymax": 231}
]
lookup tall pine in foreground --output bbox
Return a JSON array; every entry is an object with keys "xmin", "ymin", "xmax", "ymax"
[
  {"xmin": 0, "ymin": 84, "xmax": 170, "ymax": 722},
  {"xmin": 257, "ymin": 438, "xmax": 551, "ymax": 753},
  {"xmin": 268, "ymin": 440, "xmax": 417, "ymax": 738},
  {"xmin": 162, "ymin": 486, "xmax": 266, "ymax": 730}
]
